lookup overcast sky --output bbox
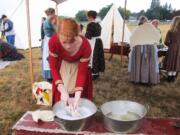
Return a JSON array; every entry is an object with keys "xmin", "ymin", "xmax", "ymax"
[
  {"xmin": 57, "ymin": 0, "xmax": 180, "ymax": 17},
  {"xmin": 0, "ymin": 0, "xmax": 179, "ymax": 18}
]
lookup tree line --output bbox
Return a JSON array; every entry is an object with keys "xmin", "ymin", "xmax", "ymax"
[{"xmin": 75, "ymin": 0, "xmax": 179, "ymax": 22}]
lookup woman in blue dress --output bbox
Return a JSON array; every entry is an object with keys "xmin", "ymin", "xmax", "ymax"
[{"xmin": 42, "ymin": 8, "xmax": 56, "ymax": 81}]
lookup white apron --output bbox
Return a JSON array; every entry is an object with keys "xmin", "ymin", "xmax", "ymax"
[
  {"xmin": 60, "ymin": 60, "xmax": 79, "ymax": 94},
  {"xmin": 88, "ymin": 37, "xmax": 99, "ymax": 67},
  {"xmin": 42, "ymin": 36, "xmax": 50, "ymax": 71}
]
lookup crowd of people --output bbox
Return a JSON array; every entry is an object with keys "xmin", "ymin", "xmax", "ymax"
[
  {"xmin": 128, "ymin": 15, "xmax": 180, "ymax": 84},
  {"xmin": 39, "ymin": 8, "xmax": 180, "ymax": 111},
  {"xmin": 0, "ymin": 8, "xmax": 180, "ymax": 111}
]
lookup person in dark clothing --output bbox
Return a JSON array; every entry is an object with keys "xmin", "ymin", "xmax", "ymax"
[
  {"xmin": 40, "ymin": 17, "xmax": 46, "ymax": 53},
  {"xmin": 80, "ymin": 24, "xmax": 84, "ymax": 32},
  {"xmin": 163, "ymin": 16, "xmax": 180, "ymax": 82},
  {"xmin": 40, "ymin": 17, "xmax": 46, "ymax": 41},
  {"xmin": 0, "ymin": 39, "xmax": 24, "ymax": 61},
  {"xmin": 85, "ymin": 10, "xmax": 105, "ymax": 80}
]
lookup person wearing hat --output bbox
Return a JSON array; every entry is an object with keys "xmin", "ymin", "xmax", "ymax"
[{"xmin": 1, "ymin": 15, "xmax": 15, "ymax": 46}]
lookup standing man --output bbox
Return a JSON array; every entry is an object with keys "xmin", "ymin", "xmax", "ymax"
[{"xmin": 1, "ymin": 15, "xmax": 15, "ymax": 46}]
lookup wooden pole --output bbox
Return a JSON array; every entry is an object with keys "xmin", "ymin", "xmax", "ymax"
[
  {"xmin": 25, "ymin": 0, "xmax": 34, "ymax": 89},
  {"xmin": 109, "ymin": 6, "xmax": 115, "ymax": 61},
  {"xmin": 55, "ymin": 3, "xmax": 59, "ymax": 30},
  {"xmin": 55, "ymin": 4, "xmax": 58, "ymax": 16},
  {"xmin": 121, "ymin": 0, "xmax": 127, "ymax": 66}
]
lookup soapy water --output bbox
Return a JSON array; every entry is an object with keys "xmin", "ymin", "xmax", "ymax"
[
  {"xmin": 56, "ymin": 106, "xmax": 93, "ymax": 120},
  {"xmin": 106, "ymin": 111, "xmax": 141, "ymax": 121}
]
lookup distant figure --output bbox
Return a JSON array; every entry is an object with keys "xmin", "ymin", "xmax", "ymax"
[
  {"xmin": 0, "ymin": 38, "xmax": 24, "ymax": 61},
  {"xmin": 129, "ymin": 16, "xmax": 160, "ymax": 84},
  {"xmin": 85, "ymin": 10, "xmax": 105, "ymax": 80},
  {"xmin": 138, "ymin": 16, "xmax": 148, "ymax": 26},
  {"xmin": 42, "ymin": 8, "xmax": 56, "ymax": 81},
  {"xmin": 79, "ymin": 23, "xmax": 85, "ymax": 36},
  {"xmin": 0, "ymin": 19, "xmax": 4, "ymax": 39},
  {"xmin": 80, "ymin": 24, "xmax": 84, "ymax": 33},
  {"xmin": 40, "ymin": 17, "xmax": 46, "ymax": 41},
  {"xmin": 1, "ymin": 15, "xmax": 15, "ymax": 46},
  {"xmin": 163, "ymin": 16, "xmax": 180, "ymax": 82},
  {"xmin": 152, "ymin": 19, "xmax": 162, "ymax": 43},
  {"xmin": 40, "ymin": 17, "xmax": 46, "ymax": 53}
]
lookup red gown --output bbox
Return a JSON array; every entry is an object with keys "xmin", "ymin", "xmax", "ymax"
[{"xmin": 48, "ymin": 34, "xmax": 93, "ymax": 105}]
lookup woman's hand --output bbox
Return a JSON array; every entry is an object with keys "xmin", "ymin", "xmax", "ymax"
[
  {"xmin": 73, "ymin": 91, "xmax": 82, "ymax": 110},
  {"xmin": 57, "ymin": 84, "xmax": 69, "ymax": 105}
]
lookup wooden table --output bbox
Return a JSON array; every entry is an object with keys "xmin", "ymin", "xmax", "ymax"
[
  {"xmin": 12, "ymin": 111, "xmax": 180, "ymax": 135},
  {"xmin": 104, "ymin": 45, "xmax": 167, "ymax": 61}
]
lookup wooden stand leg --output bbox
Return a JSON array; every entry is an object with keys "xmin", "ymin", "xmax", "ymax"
[{"xmin": 109, "ymin": 53, "xmax": 114, "ymax": 61}]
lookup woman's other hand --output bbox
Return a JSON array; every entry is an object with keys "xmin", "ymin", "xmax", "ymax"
[
  {"xmin": 73, "ymin": 91, "xmax": 82, "ymax": 110},
  {"xmin": 57, "ymin": 84, "xmax": 69, "ymax": 105}
]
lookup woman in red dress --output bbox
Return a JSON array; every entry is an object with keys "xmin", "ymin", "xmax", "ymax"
[{"xmin": 48, "ymin": 18, "xmax": 93, "ymax": 110}]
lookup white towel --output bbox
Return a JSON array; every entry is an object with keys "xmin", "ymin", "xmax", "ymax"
[
  {"xmin": 0, "ymin": 60, "xmax": 15, "ymax": 70},
  {"xmin": 31, "ymin": 110, "xmax": 55, "ymax": 122}
]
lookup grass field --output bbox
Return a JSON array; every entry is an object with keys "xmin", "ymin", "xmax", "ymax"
[{"xmin": 1, "ymin": 24, "xmax": 180, "ymax": 135}]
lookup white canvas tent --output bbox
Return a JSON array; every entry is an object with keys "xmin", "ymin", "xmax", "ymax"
[
  {"xmin": 100, "ymin": 4, "xmax": 131, "ymax": 50},
  {"xmin": 0, "ymin": 0, "xmax": 57, "ymax": 49},
  {"xmin": 0, "ymin": 0, "xmax": 66, "ymax": 87}
]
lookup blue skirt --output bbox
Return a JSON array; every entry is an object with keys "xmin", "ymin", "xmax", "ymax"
[
  {"xmin": 42, "ymin": 36, "xmax": 52, "ymax": 79},
  {"xmin": 42, "ymin": 70, "xmax": 52, "ymax": 79}
]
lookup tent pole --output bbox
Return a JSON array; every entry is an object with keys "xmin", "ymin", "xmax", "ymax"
[
  {"xmin": 56, "ymin": 4, "xmax": 58, "ymax": 14},
  {"xmin": 25, "ymin": 0, "xmax": 34, "ymax": 92},
  {"xmin": 109, "ymin": 7, "xmax": 115, "ymax": 61},
  {"xmin": 121, "ymin": 0, "xmax": 127, "ymax": 66},
  {"xmin": 55, "ymin": 3, "xmax": 59, "ymax": 32}
]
